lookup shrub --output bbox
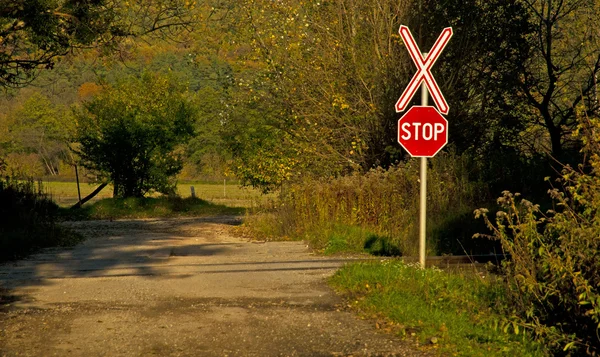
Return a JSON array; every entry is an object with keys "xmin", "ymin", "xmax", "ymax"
[
  {"xmin": 475, "ymin": 116, "xmax": 600, "ymax": 355},
  {"xmin": 0, "ymin": 177, "xmax": 81, "ymax": 261}
]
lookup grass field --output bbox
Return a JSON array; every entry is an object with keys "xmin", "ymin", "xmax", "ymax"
[{"xmin": 44, "ymin": 180, "xmax": 273, "ymax": 208}]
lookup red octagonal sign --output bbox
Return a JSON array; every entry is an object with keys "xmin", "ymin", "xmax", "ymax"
[{"xmin": 398, "ymin": 106, "xmax": 448, "ymax": 157}]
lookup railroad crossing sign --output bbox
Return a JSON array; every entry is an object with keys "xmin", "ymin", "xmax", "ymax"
[
  {"xmin": 395, "ymin": 26, "xmax": 453, "ymax": 115},
  {"xmin": 394, "ymin": 25, "xmax": 453, "ymax": 269},
  {"xmin": 398, "ymin": 106, "xmax": 448, "ymax": 157}
]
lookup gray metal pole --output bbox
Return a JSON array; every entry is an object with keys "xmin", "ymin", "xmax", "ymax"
[{"xmin": 419, "ymin": 53, "xmax": 429, "ymax": 269}]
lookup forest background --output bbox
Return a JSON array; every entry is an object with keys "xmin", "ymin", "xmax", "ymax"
[{"xmin": 2, "ymin": 0, "xmax": 598, "ymax": 193}]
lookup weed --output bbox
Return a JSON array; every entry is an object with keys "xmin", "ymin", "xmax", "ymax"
[{"xmin": 473, "ymin": 116, "xmax": 600, "ymax": 355}]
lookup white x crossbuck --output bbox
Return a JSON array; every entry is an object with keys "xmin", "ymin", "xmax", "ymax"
[{"xmin": 395, "ymin": 26, "xmax": 453, "ymax": 115}]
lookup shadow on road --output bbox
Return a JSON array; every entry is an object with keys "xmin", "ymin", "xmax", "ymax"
[
  {"xmin": 0, "ymin": 216, "xmax": 241, "ymax": 307},
  {"xmin": 0, "ymin": 216, "xmax": 364, "ymax": 310}
]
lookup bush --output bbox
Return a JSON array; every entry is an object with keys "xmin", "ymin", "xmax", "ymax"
[
  {"xmin": 0, "ymin": 177, "xmax": 81, "ymax": 261},
  {"xmin": 475, "ymin": 116, "xmax": 600, "ymax": 355},
  {"xmin": 75, "ymin": 73, "xmax": 195, "ymax": 198}
]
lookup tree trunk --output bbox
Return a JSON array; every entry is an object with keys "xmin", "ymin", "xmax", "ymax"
[
  {"xmin": 113, "ymin": 179, "xmax": 119, "ymax": 197},
  {"xmin": 549, "ymin": 125, "xmax": 563, "ymax": 159},
  {"xmin": 71, "ymin": 183, "xmax": 108, "ymax": 209}
]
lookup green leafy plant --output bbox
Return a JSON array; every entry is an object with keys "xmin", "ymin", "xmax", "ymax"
[{"xmin": 330, "ymin": 261, "xmax": 545, "ymax": 356}]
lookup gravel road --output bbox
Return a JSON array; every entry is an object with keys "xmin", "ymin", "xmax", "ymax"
[{"xmin": 0, "ymin": 216, "xmax": 430, "ymax": 357}]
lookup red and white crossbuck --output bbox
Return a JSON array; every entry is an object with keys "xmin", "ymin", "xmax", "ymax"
[{"xmin": 395, "ymin": 26, "xmax": 453, "ymax": 115}]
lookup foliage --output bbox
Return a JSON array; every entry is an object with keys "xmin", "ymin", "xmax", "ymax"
[
  {"xmin": 185, "ymin": 86, "xmax": 232, "ymax": 181},
  {"xmin": 0, "ymin": 92, "xmax": 73, "ymax": 176},
  {"xmin": 330, "ymin": 261, "xmax": 546, "ymax": 356},
  {"xmin": 474, "ymin": 117, "xmax": 600, "ymax": 355},
  {"xmin": 0, "ymin": 0, "xmax": 197, "ymax": 87},
  {"xmin": 420, "ymin": 0, "xmax": 534, "ymax": 164},
  {"xmin": 223, "ymin": 0, "xmax": 415, "ymax": 191},
  {"xmin": 0, "ymin": 176, "xmax": 82, "ymax": 262},
  {"xmin": 247, "ymin": 152, "xmax": 493, "ymax": 256},
  {"xmin": 74, "ymin": 73, "xmax": 195, "ymax": 198},
  {"xmin": 224, "ymin": 0, "xmax": 577, "ymax": 195},
  {"xmin": 421, "ymin": 0, "xmax": 600, "ymax": 160},
  {"xmin": 223, "ymin": 94, "xmax": 300, "ymax": 192}
]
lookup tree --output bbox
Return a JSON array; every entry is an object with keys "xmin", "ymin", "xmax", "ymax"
[
  {"xmin": 75, "ymin": 73, "xmax": 195, "ymax": 198},
  {"xmin": 224, "ymin": 0, "xmax": 415, "ymax": 191},
  {"xmin": 416, "ymin": 0, "xmax": 544, "ymax": 194},
  {"xmin": 418, "ymin": 0, "xmax": 532, "ymax": 151},
  {"xmin": 516, "ymin": 0, "xmax": 600, "ymax": 158},
  {"xmin": 185, "ymin": 86, "xmax": 231, "ymax": 181},
  {"xmin": 0, "ymin": 0, "xmax": 197, "ymax": 88},
  {"xmin": 3, "ymin": 92, "xmax": 73, "ymax": 176}
]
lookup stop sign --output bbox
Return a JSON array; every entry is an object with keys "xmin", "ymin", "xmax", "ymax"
[{"xmin": 398, "ymin": 106, "xmax": 448, "ymax": 157}]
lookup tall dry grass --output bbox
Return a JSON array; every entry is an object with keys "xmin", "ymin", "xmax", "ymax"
[{"xmin": 248, "ymin": 152, "xmax": 490, "ymax": 256}]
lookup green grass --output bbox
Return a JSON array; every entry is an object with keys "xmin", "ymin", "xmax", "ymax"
[
  {"xmin": 44, "ymin": 180, "xmax": 272, "ymax": 208},
  {"xmin": 45, "ymin": 181, "xmax": 113, "ymax": 206},
  {"xmin": 330, "ymin": 261, "xmax": 547, "ymax": 356},
  {"xmin": 62, "ymin": 196, "xmax": 245, "ymax": 220},
  {"xmin": 302, "ymin": 224, "xmax": 401, "ymax": 256},
  {"xmin": 244, "ymin": 216, "xmax": 403, "ymax": 256}
]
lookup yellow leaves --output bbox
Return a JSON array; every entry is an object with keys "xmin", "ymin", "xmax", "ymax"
[
  {"xmin": 184, "ymin": 1, "xmax": 197, "ymax": 9},
  {"xmin": 332, "ymin": 94, "xmax": 350, "ymax": 110}
]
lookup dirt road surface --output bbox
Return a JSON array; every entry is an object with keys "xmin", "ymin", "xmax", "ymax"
[{"xmin": 0, "ymin": 216, "xmax": 429, "ymax": 357}]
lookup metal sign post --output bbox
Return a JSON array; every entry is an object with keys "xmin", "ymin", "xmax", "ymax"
[{"xmin": 420, "ymin": 68, "xmax": 428, "ymax": 268}]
